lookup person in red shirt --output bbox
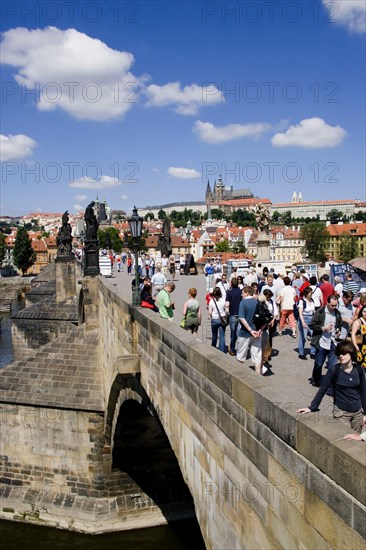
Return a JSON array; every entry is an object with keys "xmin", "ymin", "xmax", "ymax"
[
  {"xmin": 299, "ymin": 273, "xmax": 310, "ymax": 298},
  {"xmin": 320, "ymin": 274, "xmax": 335, "ymax": 304},
  {"xmin": 206, "ymin": 288, "xmax": 214, "ymax": 309}
]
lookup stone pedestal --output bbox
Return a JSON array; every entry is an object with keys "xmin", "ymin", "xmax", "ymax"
[
  {"xmin": 55, "ymin": 256, "xmax": 76, "ymax": 303},
  {"xmin": 256, "ymin": 233, "xmax": 271, "ymax": 262},
  {"xmin": 83, "ymin": 239, "xmax": 100, "ymax": 276}
]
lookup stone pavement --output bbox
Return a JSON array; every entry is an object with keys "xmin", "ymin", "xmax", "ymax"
[
  {"xmin": 103, "ymin": 265, "xmax": 336, "ymax": 417},
  {"xmin": 0, "ymin": 325, "xmax": 104, "ymax": 411}
]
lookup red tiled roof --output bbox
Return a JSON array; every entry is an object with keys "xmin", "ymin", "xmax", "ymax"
[
  {"xmin": 326, "ymin": 223, "xmax": 366, "ymax": 237},
  {"xmin": 32, "ymin": 239, "xmax": 47, "ymax": 252},
  {"xmin": 214, "ymin": 198, "xmax": 271, "ymax": 207}
]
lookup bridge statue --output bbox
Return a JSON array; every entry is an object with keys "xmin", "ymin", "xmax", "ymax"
[
  {"xmin": 255, "ymin": 203, "xmax": 270, "ymax": 236},
  {"xmin": 83, "ymin": 201, "xmax": 100, "ymax": 276},
  {"xmin": 56, "ymin": 211, "xmax": 73, "ymax": 257},
  {"xmin": 157, "ymin": 218, "xmax": 172, "ymax": 257},
  {"xmin": 254, "ymin": 203, "xmax": 271, "ymax": 261},
  {"xmin": 85, "ymin": 201, "xmax": 99, "ymax": 240}
]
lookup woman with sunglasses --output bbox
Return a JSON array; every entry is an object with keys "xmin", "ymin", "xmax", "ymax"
[{"xmin": 298, "ymin": 340, "xmax": 366, "ymax": 433}]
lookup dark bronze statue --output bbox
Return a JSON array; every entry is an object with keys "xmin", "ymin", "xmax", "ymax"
[
  {"xmin": 57, "ymin": 210, "xmax": 73, "ymax": 256},
  {"xmin": 84, "ymin": 201, "xmax": 99, "ymax": 240},
  {"xmin": 157, "ymin": 218, "xmax": 172, "ymax": 257}
]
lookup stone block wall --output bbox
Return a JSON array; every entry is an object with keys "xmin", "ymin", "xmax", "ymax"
[
  {"xmin": 97, "ymin": 279, "xmax": 366, "ymax": 550},
  {"xmin": 0, "ymin": 403, "xmax": 171, "ymax": 532}
]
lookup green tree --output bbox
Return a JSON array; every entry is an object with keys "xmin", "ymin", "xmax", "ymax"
[
  {"xmin": 326, "ymin": 209, "xmax": 343, "ymax": 224},
  {"xmin": 338, "ymin": 233, "xmax": 358, "ymax": 263},
  {"xmin": 158, "ymin": 209, "xmax": 167, "ymax": 220},
  {"xmin": 283, "ymin": 210, "xmax": 292, "ymax": 226},
  {"xmin": 215, "ymin": 238, "xmax": 230, "ymax": 252},
  {"xmin": 211, "ymin": 208, "xmax": 225, "ymax": 220},
  {"xmin": 144, "ymin": 212, "xmax": 155, "ymax": 221},
  {"xmin": 98, "ymin": 227, "xmax": 123, "ymax": 252},
  {"xmin": 0, "ymin": 231, "xmax": 6, "ymax": 266},
  {"xmin": 13, "ymin": 226, "xmax": 36, "ymax": 275},
  {"xmin": 231, "ymin": 209, "xmax": 256, "ymax": 227},
  {"xmin": 300, "ymin": 223, "xmax": 328, "ymax": 263},
  {"xmin": 124, "ymin": 230, "xmax": 148, "ymax": 252},
  {"xmin": 354, "ymin": 211, "xmax": 366, "ymax": 222},
  {"xmin": 271, "ymin": 210, "xmax": 281, "ymax": 224}
]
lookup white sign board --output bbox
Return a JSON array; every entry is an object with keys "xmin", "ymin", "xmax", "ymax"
[{"xmin": 99, "ymin": 256, "xmax": 112, "ymax": 277}]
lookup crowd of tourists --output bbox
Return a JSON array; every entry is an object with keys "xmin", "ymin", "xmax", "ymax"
[{"xmin": 116, "ymin": 254, "xmax": 366, "ymax": 440}]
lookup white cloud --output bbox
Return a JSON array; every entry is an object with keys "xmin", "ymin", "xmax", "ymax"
[
  {"xmin": 0, "ymin": 133, "xmax": 37, "ymax": 160},
  {"xmin": 119, "ymin": 194, "xmax": 128, "ymax": 200},
  {"xmin": 73, "ymin": 204, "xmax": 85, "ymax": 212},
  {"xmin": 73, "ymin": 194, "xmax": 87, "ymax": 201},
  {"xmin": 36, "ymin": 208, "xmax": 43, "ymax": 212},
  {"xmin": 322, "ymin": 0, "xmax": 366, "ymax": 34},
  {"xmin": 1, "ymin": 27, "xmax": 144, "ymax": 121},
  {"xmin": 167, "ymin": 167, "xmax": 201, "ymax": 179},
  {"xmin": 69, "ymin": 175, "xmax": 123, "ymax": 189},
  {"xmin": 145, "ymin": 82, "xmax": 223, "ymax": 115},
  {"xmin": 193, "ymin": 120, "xmax": 271, "ymax": 143},
  {"xmin": 152, "ymin": 167, "xmax": 160, "ymax": 172},
  {"xmin": 271, "ymin": 117, "xmax": 347, "ymax": 149}
]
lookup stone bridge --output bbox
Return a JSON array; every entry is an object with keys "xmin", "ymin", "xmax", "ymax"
[{"xmin": 0, "ymin": 261, "xmax": 365, "ymax": 549}]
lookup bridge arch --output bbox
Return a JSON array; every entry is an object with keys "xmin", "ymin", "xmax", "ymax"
[
  {"xmin": 104, "ymin": 373, "xmax": 202, "ymax": 535},
  {"xmin": 104, "ymin": 373, "xmax": 147, "ymax": 454}
]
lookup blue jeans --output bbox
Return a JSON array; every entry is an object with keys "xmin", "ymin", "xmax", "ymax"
[
  {"xmin": 229, "ymin": 315, "xmax": 239, "ymax": 352},
  {"xmin": 312, "ymin": 342, "xmax": 337, "ymax": 386},
  {"xmin": 298, "ymin": 314, "xmax": 316, "ymax": 356},
  {"xmin": 211, "ymin": 319, "xmax": 227, "ymax": 353}
]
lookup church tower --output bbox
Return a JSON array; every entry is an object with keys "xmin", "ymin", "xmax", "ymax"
[
  {"xmin": 215, "ymin": 175, "xmax": 225, "ymax": 201},
  {"xmin": 292, "ymin": 191, "xmax": 297, "ymax": 203},
  {"xmin": 205, "ymin": 180, "xmax": 213, "ymax": 204}
]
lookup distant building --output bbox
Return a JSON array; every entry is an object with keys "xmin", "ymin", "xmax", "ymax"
[
  {"xmin": 205, "ymin": 176, "xmax": 254, "ymax": 204},
  {"xmin": 271, "ymin": 194, "xmax": 363, "ymax": 221},
  {"xmin": 138, "ymin": 201, "xmax": 206, "ymax": 219},
  {"xmin": 326, "ymin": 222, "xmax": 366, "ymax": 260},
  {"xmin": 94, "ymin": 197, "xmax": 112, "ymax": 224}
]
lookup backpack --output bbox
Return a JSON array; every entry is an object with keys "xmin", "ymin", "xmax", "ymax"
[
  {"xmin": 293, "ymin": 298, "xmax": 313, "ymax": 321},
  {"xmin": 253, "ymin": 301, "xmax": 273, "ymax": 330}
]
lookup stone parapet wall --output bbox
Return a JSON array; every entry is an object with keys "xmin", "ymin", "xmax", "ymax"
[{"xmin": 96, "ymin": 278, "xmax": 366, "ymax": 549}]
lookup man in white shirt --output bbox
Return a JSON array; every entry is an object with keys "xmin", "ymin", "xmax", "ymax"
[
  {"xmin": 277, "ymin": 276, "xmax": 297, "ymax": 337},
  {"xmin": 334, "ymin": 276, "xmax": 343, "ymax": 298},
  {"xmin": 338, "ymin": 290, "xmax": 355, "ymax": 340},
  {"xmin": 216, "ymin": 273, "xmax": 229, "ymax": 301},
  {"xmin": 161, "ymin": 255, "xmax": 168, "ymax": 276},
  {"xmin": 151, "ymin": 267, "xmax": 167, "ymax": 296}
]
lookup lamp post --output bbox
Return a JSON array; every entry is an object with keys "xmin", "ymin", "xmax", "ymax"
[
  {"xmin": 79, "ymin": 229, "xmax": 85, "ymax": 264},
  {"xmin": 128, "ymin": 206, "xmax": 143, "ymax": 306},
  {"xmin": 186, "ymin": 220, "xmax": 192, "ymax": 253},
  {"xmin": 186, "ymin": 220, "xmax": 192, "ymax": 248}
]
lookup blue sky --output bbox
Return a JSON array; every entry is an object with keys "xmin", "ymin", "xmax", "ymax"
[{"xmin": 1, "ymin": 0, "xmax": 365, "ymax": 216}]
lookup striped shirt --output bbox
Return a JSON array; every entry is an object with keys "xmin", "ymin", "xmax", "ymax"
[{"xmin": 343, "ymin": 280, "xmax": 359, "ymax": 297}]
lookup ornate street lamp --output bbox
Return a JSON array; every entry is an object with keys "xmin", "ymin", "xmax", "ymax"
[{"xmin": 128, "ymin": 206, "xmax": 143, "ymax": 306}]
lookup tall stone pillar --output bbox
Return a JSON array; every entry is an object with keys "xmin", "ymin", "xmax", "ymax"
[
  {"xmin": 55, "ymin": 257, "xmax": 76, "ymax": 303},
  {"xmin": 83, "ymin": 239, "xmax": 100, "ymax": 276},
  {"xmin": 256, "ymin": 233, "xmax": 271, "ymax": 262}
]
